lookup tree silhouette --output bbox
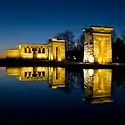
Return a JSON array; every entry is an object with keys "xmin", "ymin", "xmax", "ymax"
[
  {"xmin": 121, "ymin": 31, "xmax": 125, "ymax": 42},
  {"xmin": 55, "ymin": 30, "xmax": 75, "ymax": 51},
  {"xmin": 77, "ymin": 33, "xmax": 84, "ymax": 61},
  {"xmin": 112, "ymin": 37, "xmax": 125, "ymax": 62}
]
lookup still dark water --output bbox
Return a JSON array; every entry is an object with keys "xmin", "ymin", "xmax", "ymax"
[{"xmin": 0, "ymin": 67, "xmax": 125, "ymax": 124}]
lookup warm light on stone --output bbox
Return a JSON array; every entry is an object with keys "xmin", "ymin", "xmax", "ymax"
[
  {"xmin": 83, "ymin": 26, "xmax": 113, "ymax": 64},
  {"xmin": 5, "ymin": 39, "xmax": 65, "ymax": 61},
  {"xmin": 88, "ymin": 55, "xmax": 94, "ymax": 63}
]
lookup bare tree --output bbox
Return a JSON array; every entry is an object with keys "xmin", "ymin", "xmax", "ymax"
[
  {"xmin": 78, "ymin": 33, "xmax": 84, "ymax": 50},
  {"xmin": 55, "ymin": 30, "xmax": 75, "ymax": 51},
  {"xmin": 121, "ymin": 31, "xmax": 125, "ymax": 43}
]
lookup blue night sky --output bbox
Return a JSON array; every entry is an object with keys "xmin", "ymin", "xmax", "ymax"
[{"xmin": 0, "ymin": 0, "xmax": 125, "ymax": 53}]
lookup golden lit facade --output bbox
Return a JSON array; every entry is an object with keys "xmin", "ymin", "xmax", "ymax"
[
  {"xmin": 6, "ymin": 67, "xmax": 66, "ymax": 88},
  {"xmin": 83, "ymin": 26, "xmax": 113, "ymax": 64},
  {"xmin": 83, "ymin": 69, "xmax": 113, "ymax": 104},
  {"xmin": 6, "ymin": 38, "xmax": 65, "ymax": 61},
  {"xmin": 48, "ymin": 39, "xmax": 65, "ymax": 61}
]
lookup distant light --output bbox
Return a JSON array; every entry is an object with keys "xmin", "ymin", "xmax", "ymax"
[
  {"xmin": 82, "ymin": 29, "xmax": 85, "ymax": 31},
  {"xmin": 74, "ymin": 57, "xmax": 76, "ymax": 60},
  {"xmin": 73, "ymin": 56, "xmax": 76, "ymax": 60},
  {"xmin": 115, "ymin": 63, "xmax": 119, "ymax": 65}
]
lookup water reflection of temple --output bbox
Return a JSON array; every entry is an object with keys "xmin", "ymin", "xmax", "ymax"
[
  {"xmin": 6, "ymin": 67, "xmax": 113, "ymax": 104},
  {"xmin": 83, "ymin": 69, "xmax": 113, "ymax": 104},
  {"xmin": 48, "ymin": 67, "xmax": 65, "ymax": 89},
  {"xmin": 6, "ymin": 67, "xmax": 65, "ymax": 88}
]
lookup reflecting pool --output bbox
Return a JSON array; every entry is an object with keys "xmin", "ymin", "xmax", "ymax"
[{"xmin": 0, "ymin": 67, "xmax": 125, "ymax": 124}]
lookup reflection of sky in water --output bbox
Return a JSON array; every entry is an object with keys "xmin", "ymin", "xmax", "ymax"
[
  {"xmin": 111, "ymin": 81, "xmax": 125, "ymax": 106},
  {"xmin": 0, "ymin": 69, "xmax": 84, "ymax": 110},
  {"xmin": 0, "ymin": 68, "xmax": 125, "ymax": 123}
]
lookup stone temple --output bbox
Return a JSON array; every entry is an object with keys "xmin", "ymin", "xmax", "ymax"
[
  {"xmin": 83, "ymin": 26, "xmax": 113, "ymax": 64},
  {"xmin": 6, "ymin": 38, "xmax": 65, "ymax": 61},
  {"xmin": 6, "ymin": 26, "xmax": 114, "ymax": 64}
]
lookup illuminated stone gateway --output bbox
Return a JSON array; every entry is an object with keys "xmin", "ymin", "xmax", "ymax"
[
  {"xmin": 6, "ymin": 38, "xmax": 65, "ymax": 62},
  {"xmin": 5, "ymin": 26, "xmax": 113, "ymax": 64},
  {"xmin": 83, "ymin": 26, "xmax": 113, "ymax": 64}
]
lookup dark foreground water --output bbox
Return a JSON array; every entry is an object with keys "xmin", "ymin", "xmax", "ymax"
[{"xmin": 0, "ymin": 67, "xmax": 125, "ymax": 124}]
